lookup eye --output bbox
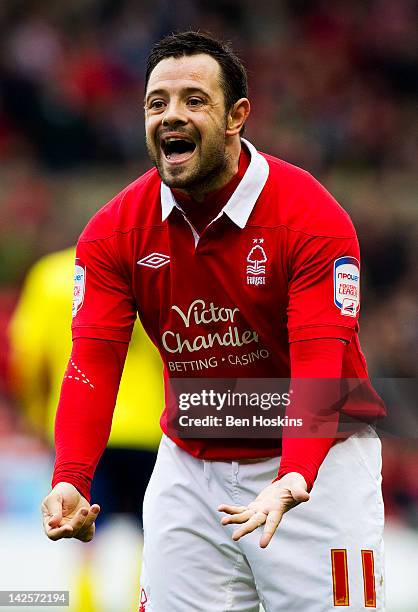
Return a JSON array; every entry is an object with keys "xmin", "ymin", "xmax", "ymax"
[
  {"xmin": 187, "ymin": 97, "xmax": 204, "ymax": 107},
  {"xmin": 149, "ymin": 100, "xmax": 166, "ymax": 111}
]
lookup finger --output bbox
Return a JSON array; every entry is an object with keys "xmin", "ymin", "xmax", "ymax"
[
  {"xmin": 75, "ymin": 505, "xmax": 100, "ymax": 534},
  {"xmin": 218, "ymin": 504, "xmax": 247, "ymax": 515},
  {"xmin": 221, "ymin": 509, "xmax": 254, "ymax": 525},
  {"xmin": 259, "ymin": 510, "xmax": 282, "ymax": 548},
  {"xmin": 232, "ymin": 512, "xmax": 267, "ymax": 541},
  {"xmin": 67, "ymin": 507, "xmax": 89, "ymax": 532},
  {"xmin": 45, "ymin": 523, "xmax": 74, "ymax": 541},
  {"xmin": 42, "ymin": 494, "xmax": 63, "ymax": 529}
]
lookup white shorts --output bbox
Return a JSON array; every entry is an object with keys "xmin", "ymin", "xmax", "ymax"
[{"xmin": 140, "ymin": 428, "xmax": 384, "ymax": 611}]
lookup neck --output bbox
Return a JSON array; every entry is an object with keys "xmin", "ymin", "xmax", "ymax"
[{"xmin": 176, "ymin": 137, "xmax": 242, "ymax": 203}]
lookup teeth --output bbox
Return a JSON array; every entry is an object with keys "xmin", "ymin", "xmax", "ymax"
[{"xmin": 165, "ymin": 137, "xmax": 191, "ymax": 143}]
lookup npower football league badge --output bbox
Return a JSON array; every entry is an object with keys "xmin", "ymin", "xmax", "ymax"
[{"xmin": 334, "ymin": 256, "xmax": 360, "ymax": 317}]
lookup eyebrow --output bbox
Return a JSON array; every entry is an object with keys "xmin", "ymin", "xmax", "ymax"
[{"xmin": 145, "ymin": 86, "xmax": 211, "ymax": 104}]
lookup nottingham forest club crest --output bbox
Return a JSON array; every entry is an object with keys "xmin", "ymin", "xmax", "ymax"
[{"xmin": 247, "ymin": 238, "xmax": 267, "ymax": 286}]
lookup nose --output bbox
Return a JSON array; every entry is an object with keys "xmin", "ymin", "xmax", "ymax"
[{"xmin": 162, "ymin": 99, "xmax": 187, "ymax": 127}]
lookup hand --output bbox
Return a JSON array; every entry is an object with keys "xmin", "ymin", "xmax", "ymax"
[
  {"xmin": 41, "ymin": 482, "xmax": 100, "ymax": 542},
  {"xmin": 218, "ymin": 472, "xmax": 310, "ymax": 548}
]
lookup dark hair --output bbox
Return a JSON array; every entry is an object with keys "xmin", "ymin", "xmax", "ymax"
[{"xmin": 145, "ymin": 31, "xmax": 248, "ymax": 113}]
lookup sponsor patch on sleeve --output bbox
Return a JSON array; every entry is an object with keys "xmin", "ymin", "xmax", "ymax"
[
  {"xmin": 334, "ymin": 256, "xmax": 360, "ymax": 317},
  {"xmin": 72, "ymin": 259, "xmax": 86, "ymax": 317}
]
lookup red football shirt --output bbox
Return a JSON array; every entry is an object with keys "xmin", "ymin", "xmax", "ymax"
[{"xmin": 72, "ymin": 139, "xmax": 381, "ymax": 461}]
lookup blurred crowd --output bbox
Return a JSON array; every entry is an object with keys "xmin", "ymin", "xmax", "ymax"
[{"xmin": 0, "ymin": 0, "xmax": 417, "ymax": 524}]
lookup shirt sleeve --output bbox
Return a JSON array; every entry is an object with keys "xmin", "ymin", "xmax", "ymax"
[
  {"xmin": 72, "ymin": 236, "xmax": 137, "ymax": 343},
  {"xmin": 274, "ymin": 338, "xmax": 345, "ymax": 491},
  {"xmin": 287, "ymin": 233, "xmax": 361, "ymax": 343},
  {"xmin": 52, "ymin": 337, "xmax": 128, "ymax": 501}
]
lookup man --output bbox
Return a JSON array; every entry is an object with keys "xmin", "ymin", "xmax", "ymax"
[{"xmin": 42, "ymin": 32, "xmax": 385, "ymax": 610}]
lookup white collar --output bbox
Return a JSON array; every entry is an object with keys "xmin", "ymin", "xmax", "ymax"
[{"xmin": 160, "ymin": 138, "xmax": 269, "ymax": 229}]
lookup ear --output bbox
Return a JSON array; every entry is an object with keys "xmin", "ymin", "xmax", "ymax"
[{"xmin": 226, "ymin": 98, "xmax": 251, "ymax": 136}]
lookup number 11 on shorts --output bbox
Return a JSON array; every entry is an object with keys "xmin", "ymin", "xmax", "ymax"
[{"xmin": 331, "ymin": 549, "xmax": 377, "ymax": 607}]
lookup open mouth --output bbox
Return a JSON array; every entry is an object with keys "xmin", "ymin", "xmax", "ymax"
[{"xmin": 161, "ymin": 137, "xmax": 196, "ymax": 164}]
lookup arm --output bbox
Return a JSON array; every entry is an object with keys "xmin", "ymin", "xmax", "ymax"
[
  {"xmin": 42, "ymin": 337, "xmax": 128, "ymax": 541},
  {"xmin": 41, "ymin": 225, "xmax": 136, "ymax": 542}
]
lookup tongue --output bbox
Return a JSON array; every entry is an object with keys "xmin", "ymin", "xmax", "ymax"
[{"xmin": 166, "ymin": 150, "xmax": 193, "ymax": 162}]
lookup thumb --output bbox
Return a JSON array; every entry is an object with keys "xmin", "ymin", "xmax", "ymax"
[
  {"xmin": 46, "ymin": 493, "xmax": 63, "ymax": 528},
  {"xmin": 290, "ymin": 484, "xmax": 310, "ymax": 503}
]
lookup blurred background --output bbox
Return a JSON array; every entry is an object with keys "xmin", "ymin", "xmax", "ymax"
[{"xmin": 0, "ymin": 0, "xmax": 417, "ymax": 610}]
